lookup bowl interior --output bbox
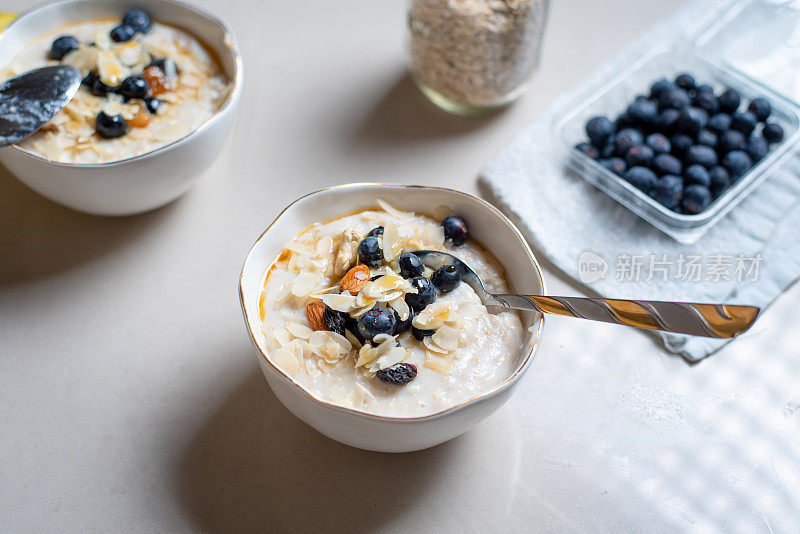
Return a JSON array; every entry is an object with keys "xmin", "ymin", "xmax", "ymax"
[{"xmin": 240, "ymin": 184, "xmax": 546, "ymax": 407}]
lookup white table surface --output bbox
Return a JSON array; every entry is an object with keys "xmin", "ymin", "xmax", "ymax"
[{"xmin": 3, "ymin": 0, "xmax": 800, "ymax": 532}]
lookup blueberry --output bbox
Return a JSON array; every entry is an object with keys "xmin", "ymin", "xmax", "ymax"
[
  {"xmin": 646, "ymin": 133, "xmax": 671, "ymax": 154},
  {"xmin": 652, "ymin": 154, "xmax": 682, "ymax": 176},
  {"xmin": 709, "ymin": 166, "xmax": 731, "ymax": 197},
  {"xmin": 655, "ymin": 108, "xmax": 681, "ymax": 134},
  {"xmin": 706, "ymin": 113, "xmax": 732, "ymax": 134},
  {"xmin": 376, "ymin": 363, "xmax": 417, "ymax": 385},
  {"xmin": 82, "ymin": 71, "xmax": 114, "ymax": 97},
  {"xmin": 692, "ymin": 92, "xmax": 719, "ymax": 115},
  {"xmin": 684, "ymin": 164, "xmax": 711, "ymax": 187},
  {"xmin": 122, "ymin": 9, "xmax": 152, "ymax": 33},
  {"xmin": 695, "ymin": 84, "xmax": 714, "ymax": 96},
  {"xmin": 431, "ymin": 265, "xmax": 462, "ymax": 293},
  {"xmin": 650, "ymin": 78, "xmax": 674, "ymax": 99},
  {"xmin": 398, "ymin": 252, "xmax": 424, "ymax": 279},
  {"xmin": 49, "ymin": 35, "xmax": 79, "ymax": 60},
  {"xmin": 393, "ymin": 309, "xmax": 414, "ymax": 335},
  {"xmin": 323, "ymin": 306, "xmax": 348, "ymax": 336},
  {"xmin": 763, "ymin": 123, "xmax": 784, "ymax": 144},
  {"xmin": 615, "ymin": 128, "xmax": 643, "ymax": 155},
  {"xmin": 576, "ymin": 143, "xmax": 599, "ymax": 159},
  {"xmin": 585, "ymin": 116, "xmax": 615, "ymax": 146},
  {"xmin": 144, "ymin": 97, "xmax": 161, "ymax": 114},
  {"xmin": 696, "ymin": 129, "xmax": 718, "ymax": 148},
  {"xmin": 118, "ymin": 75, "xmax": 150, "ymax": 100},
  {"xmin": 357, "ymin": 308, "xmax": 397, "ymax": 343},
  {"xmin": 600, "ymin": 143, "xmax": 616, "ymax": 159},
  {"xmin": 717, "ymin": 130, "xmax": 746, "ymax": 154},
  {"xmin": 748, "ymin": 97, "xmax": 771, "ymax": 122},
  {"xmin": 722, "ymin": 150, "xmax": 752, "ymax": 179},
  {"xmin": 600, "ymin": 157, "xmax": 626, "ymax": 176},
  {"xmin": 366, "ymin": 226, "xmax": 384, "ymax": 237},
  {"xmin": 682, "ymin": 185, "xmax": 713, "ymax": 214},
  {"xmin": 110, "ymin": 24, "xmax": 135, "ymax": 42},
  {"xmin": 670, "ymin": 134, "xmax": 694, "ymax": 157},
  {"xmin": 658, "ymin": 87, "xmax": 691, "ymax": 111},
  {"xmin": 676, "ymin": 107, "xmax": 708, "ymax": 136},
  {"xmin": 357, "ymin": 236, "xmax": 383, "ymax": 267},
  {"xmin": 626, "ymin": 99, "xmax": 658, "ymax": 127},
  {"xmin": 651, "ymin": 175, "xmax": 684, "ymax": 209},
  {"xmin": 674, "ymin": 73, "xmax": 696, "ymax": 92},
  {"xmin": 95, "ymin": 111, "xmax": 129, "ymax": 138},
  {"xmin": 405, "ymin": 276, "xmax": 436, "ymax": 311},
  {"xmin": 615, "ymin": 112, "xmax": 633, "ymax": 130},
  {"xmin": 411, "ymin": 326, "xmax": 435, "ymax": 340},
  {"xmin": 684, "ymin": 144, "xmax": 718, "ymax": 169},
  {"xmin": 625, "ymin": 145, "xmax": 654, "ymax": 168},
  {"xmin": 745, "ymin": 135, "xmax": 768, "ymax": 162},
  {"xmin": 441, "ymin": 216, "xmax": 468, "ymax": 246},
  {"xmin": 730, "ymin": 111, "xmax": 757, "ymax": 135},
  {"xmin": 718, "ymin": 89, "xmax": 741, "ymax": 114},
  {"xmin": 623, "ymin": 166, "xmax": 657, "ymax": 193}
]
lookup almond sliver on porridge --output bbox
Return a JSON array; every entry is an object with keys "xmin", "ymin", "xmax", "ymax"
[{"xmin": 259, "ymin": 201, "xmax": 525, "ymax": 417}]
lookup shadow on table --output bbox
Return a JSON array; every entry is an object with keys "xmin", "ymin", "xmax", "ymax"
[
  {"xmin": 178, "ymin": 369, "xmax": 459, "ymax": 533},
  {"xmin": 352, "ymin": 71, "xmax": 506, "ymax": 145},
  {"xmin": 0, "ymin": 166, "xmax": 176, "ymax": 287}
]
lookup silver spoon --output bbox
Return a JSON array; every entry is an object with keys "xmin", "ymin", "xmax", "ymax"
[
  {"xmin": 412, "ymin": 250, "xmax": 760, "ymax": 339},
  {"xmin": 0, "ymin": 65, "xmax": 82, "ymax": 147}
]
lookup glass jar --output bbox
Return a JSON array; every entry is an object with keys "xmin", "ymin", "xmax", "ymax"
[{"xmin": 407, "ymin": 0, "xmax": 549, "ymax": 116}]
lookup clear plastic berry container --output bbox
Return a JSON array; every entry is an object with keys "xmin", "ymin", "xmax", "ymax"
[{"xmin": 553, "ymin": 43, "xmax": 800, "ymax": 244}]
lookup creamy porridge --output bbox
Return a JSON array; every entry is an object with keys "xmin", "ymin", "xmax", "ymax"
[
  {"xmin": 2, "ymin": 9, "xmax": 229, "ymax": 163},
  {"xmin": 258, "ymin": 201, "xmax": 525, "ymax": 417}
]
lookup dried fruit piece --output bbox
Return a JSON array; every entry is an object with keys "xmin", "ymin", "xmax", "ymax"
[
  {"xmin": 129, "ymin": 107, "xmax": 151, "ymax": 128},
  {"xmin": 339, "ymin": 264, "xmax": 370, "ymax": 295},
  {"xmin": 323, "ymin": 306, "xmax": 348, "ymax": 336},
  {"xmin": 144, "ymin": 65, "xmax": 174, "ymax": 95},
  {"xmin": 305, "ymin": 301, "xmax": 327, "ymax": 331},
  {"xmin": 376, "ymin": 363, "xmax": 418, "ymax": 385}
]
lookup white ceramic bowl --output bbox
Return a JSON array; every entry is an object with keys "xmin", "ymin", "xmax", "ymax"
[
  {"xmin": 239, "ymin": 184, "xmax": 546, "ymax": 452},
  {"xmin": 0, "ymin": 0, "xmax": 242, "ymax": 216}
]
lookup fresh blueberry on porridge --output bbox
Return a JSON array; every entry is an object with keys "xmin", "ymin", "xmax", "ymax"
[
  {"xmin": 258, "ymin": 200, "xmax": 526, "ymax": 416},
  {"xmin": 2, "ymin": 9, "xmax": 230, "ymax": 163}
]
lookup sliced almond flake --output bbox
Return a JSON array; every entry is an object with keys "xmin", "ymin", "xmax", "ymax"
[
  {"xmin": 326, "ymin": 331, "xmax": 352, "ymax": 353},
  {"xmin": 388, "ymin": 297, "xmax": 410, "ymax": 321},
  {"xmin": 432, "ymin": 325, "xmax": 459, "ymax": 352},
  {"xmin": 413, "ymin": 303, "xmax": 451, "ymax": 330},
  {"xmin": 304, "ymin": 360, "xmax": 318, "ymax": 376},
  {"xmin": 315, "ymin": 235, "xmax": 334, "ymax": 256},
  {"xmin": 321, "ymin": 293, "xmax": 357, "ymax": 312},
  {"xmin": 291, "ymin": 271, "xmax": 320, "ymax": 298},
  {"xmin": 377, "ymin": 199, "xmax": 413, "ymax": 219},
  {"xmin": 373, "ymin": 347, "xmax": 408, "ymax": 371},
  {"xmin": 286, "ymin": 241, "xmax": 316, "ymax": 257},
  {"xmin": 356, "ymin": 343, "xmax": 379, "ymax": 367},
  {"xmin": 458, "ymin": 302, "xmax": 483, "ymax": 319},
  {"xmin": 350, "ymin": 302, "xmax": 375, "ymax": 318},
  {"xmin": 423, "ymin": 336, "xmax": 450, "ymax": 354},
  {"xmin": 273, "ymin": 348, "xmax": 300, "ymax": 376},
  {"xmin": 345, "ymin": 329, "xmax": 362, "ymax": 349},
  {"xmin": 381, "ymin": 221, "xmax": 403, "ymax": 262},
  {"xmin": 309, "ymin": 284, "xmax": 340, "ymax": 298},
  {"xmin": 285, "ymin": 322, "xmax": 313, "ymax": 340},
  {"xmin": 97, "ymin": 50, "xmax": 129, "ymax": 86},
  {"xmin": 424, "ymin": 353, "xmax": 454, "ymax": 374}
]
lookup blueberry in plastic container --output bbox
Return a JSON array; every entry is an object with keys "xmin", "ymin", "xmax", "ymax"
[
  {"xmin": 576, "ymin": 143, "xmax": 599, "ymax": 159},
  {"xmin": 651, "ymin": 175, "xmax": 684, "ymax": 209},
  {"xmin": 695, "ymin": 84, "xmax": 714, "ymax": 96},
  {"xmin": 682, "ymin": 184, "xmax": 713, "ymax": 214},
  {"xmin": 696, "ymin": 129, "xmax": 718, "ymax": 148},
  {"xmin": 646, "ymin": 133, "xmax": 671, "ymax": 154},
  {"xmin": 745, "ymin": 135, "xmax": 768, "ymax": 162},
  {"xmin": 676, "ymin": 107, "xmax": 708, "ymax": 136},
  {"xmin": 658, "ymin": 87, "xmax": 691, "ymax": 111},
  {"xmin": 585, "ymin": 116, "xmax": 615, "ymax": 147},
  {"xmin": 615, "ymin": 128, "xmax": 643, "ymax": 155},
  {"xmin": 763, "ymin": 123, "xmax": 784, "ymax": 144},
  {"xmin": 748, "ymin": 97, "xmax": 771, "ymax": 122},
  {"xmin": 655, "ymin": 109, "xmax": 681, "ymax": 134},
  {"xmin": 692, "ymin": 92, "xmax": 719, "ymax": 115},
  {"xmin": 650, "ymin": 78, "xmax": 674, "ymax": 99},
  {"xmin": 652, "ymin": 154, "xmax": 682, "ymax": 176},
  {"xmin": 709, "ymin": 166, "xmax": 731, "ymax": 197},
  {"xmin": 717, "ymin": 130, "xmax": 746, "ymax": 154},
  {"xmin": 670, "ymin": 134, "xmax": 694, "ymax": 157},
  {"xmin": 625, "ymin": 145, "xmax": 654, "ymax": 168},
  {"xmin": 723, "ymin": 150, "xmax": 752, "ymax": 179},
  {"xmin": 684, "ymin": 164, "xmax": 711, "ymax": 187},
  {"xmin": 600, "ymin": 157, "xmax": 626, "ymax": 176},
  {"xmin": 684, "ymin": 144, "xmax": 717, "ymax": 168},
  {"xmin": 674, "ymin": 73, "xmax": 696, "ymax": 92},
  {"xmin": 623, "ymin": 166, "xmax": 657, "ymax": 193},
  {"xmin": 706, "ymin": 113, "xmax": 732, "ymax": 134},
  {"xmin": 626, "ymin": 99, "xmax": 658, "ymax": 128},
  {"xmin": 718, "ymin": 89, "xmax": 741, "ymax": 114},
  {"xmin": 730, "ymin": 111, "xmax": 757, "ymax": 135}
]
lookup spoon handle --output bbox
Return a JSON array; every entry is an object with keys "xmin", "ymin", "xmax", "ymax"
[{"xmin": 490, "ymin": 294, "xmax": 759, "ymax": 339}]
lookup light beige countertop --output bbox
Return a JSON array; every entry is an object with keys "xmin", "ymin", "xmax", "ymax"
[{"xmin": 3, "ymin": 0, "xmax": 799, "ymax": 532}]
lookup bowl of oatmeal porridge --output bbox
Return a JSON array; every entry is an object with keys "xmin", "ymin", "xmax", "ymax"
[
  {"xmin": 0, "ymin": 0, "xmax": 241, "ymax": 215},
  {"xmin": 240, "ymin": 184, "xmax": 546, "ymax": 452}
]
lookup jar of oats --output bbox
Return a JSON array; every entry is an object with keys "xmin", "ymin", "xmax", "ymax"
[{"xmin": 407, "ymin": 0, "xmax": 548, "ymax": 115}]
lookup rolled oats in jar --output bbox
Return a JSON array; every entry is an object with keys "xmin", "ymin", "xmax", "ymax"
[{"xmin": 408, "ymin": 0, "xmax": 548, "ymax": 115}]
